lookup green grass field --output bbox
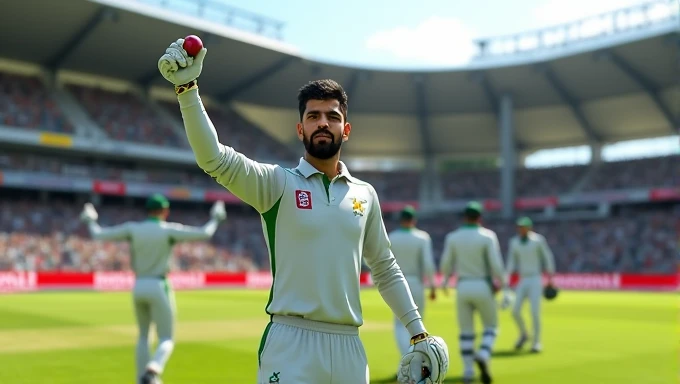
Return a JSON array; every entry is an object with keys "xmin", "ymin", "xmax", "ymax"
[{"xmin": 0, "ymin": 289, "xmax": 675, "ymax": 383}]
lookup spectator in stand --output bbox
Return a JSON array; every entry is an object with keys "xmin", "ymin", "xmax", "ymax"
[{"xmin": 0, "ymin": 72, "xmax": 74, "ymax": 133}]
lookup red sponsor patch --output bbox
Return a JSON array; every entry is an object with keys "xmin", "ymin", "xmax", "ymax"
[{"xmin": 295, "ymin": 190, "xmax": 313, "ymax": 209}]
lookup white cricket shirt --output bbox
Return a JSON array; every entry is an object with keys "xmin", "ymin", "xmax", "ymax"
[
  {"xmin": 388, "ymin": 227, "xmax": 436, "ymax": 287},
  {"xmin": 178, "ymin": 89, "xmax": 425, "ymax": 335},
  {"xmin": 439, "ymin": 224, "xmax": 507, "ymax": 287},
  {"xmin": 506, "ymin": 231, "xmax": 556, "ymax": 278},
  {"xmin": 88, "ymin": 218, "xmax": 219, "ymax": 278}
]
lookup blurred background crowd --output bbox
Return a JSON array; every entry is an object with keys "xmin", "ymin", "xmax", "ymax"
[{"xmin": 0, "ymin": 70, "xmax": 678, "ymax": 276}]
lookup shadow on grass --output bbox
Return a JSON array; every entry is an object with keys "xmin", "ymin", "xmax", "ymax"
[{"xmin": 371, "ymin": 375, "xmax": 470, "ymax": 383}]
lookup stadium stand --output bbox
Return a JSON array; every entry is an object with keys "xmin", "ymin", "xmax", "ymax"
[
  {"xmin": 0, "ymin": 72, "xmax": 74, "ymax": 134},
  {"xmin": 0, "ymin": 0, "xmax": 677, "ymax": 280}
]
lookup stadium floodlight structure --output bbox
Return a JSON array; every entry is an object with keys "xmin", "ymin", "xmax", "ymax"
[
  {"xmin": 473, "ymin": 0, "xmax": 680, "ymax": 61},
  {"xmin": 132, "ymin": 0, "xmax": 286, "ymax": 41}
]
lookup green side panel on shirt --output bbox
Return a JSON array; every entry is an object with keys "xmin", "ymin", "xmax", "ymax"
[
  {"xmin": 322, "ymin": 174, "xmax": 331, "ymax": 199},
  {"xmin": 261, "ymin": 195, "xmax": 282, "ymax": 315}
]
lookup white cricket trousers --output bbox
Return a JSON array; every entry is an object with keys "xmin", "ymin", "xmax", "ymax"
[
  {"xmin": 456, "ymin": 279, "xmax": 499, "ymax": 376},
  {"xmin": 257, "ymin": 315, "xmax": 369, "ymax": 384},
  {"xmin": 394, "ymin": 276, "xmax": 424, "ymax": 356},
  {"xmin": 512, "ymin": 275, "xmax": 543, "ymax": 342},
  {"xmin": 133, "ymin": 277, "xmax": 175, "ymax": 381}
]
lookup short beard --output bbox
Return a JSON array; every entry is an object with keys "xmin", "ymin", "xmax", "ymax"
[{"xmin": 303, "ymin": 131, "xmax": 343, "ymax": 160}]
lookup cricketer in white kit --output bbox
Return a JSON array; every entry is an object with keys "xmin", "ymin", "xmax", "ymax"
[
  {"xmin": 506, "ymin": 216, "xmax": 556, "ymax": 353},
  {"xmin": 440, "ymin": 202, "xmax": 509, "ymax": 384},
  {"xmin": 157, "ymin": 38, "xmax": 449, "ymax": 384},
  {"xmin": 388, "ymin": 206, "xmax": 437, "ymax": 358},
  {"xmin": 80, "ymin": 194, "xmax": 227, "ymax": 384}
]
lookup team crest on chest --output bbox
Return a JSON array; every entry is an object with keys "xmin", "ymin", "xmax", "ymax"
[
  {"xmin": 351, "ymin": 197, "xmax": 367, "ymax": 216},
  {"xmin": 295, "ymin": 190, "xmax": 312, "ymax": 210}
]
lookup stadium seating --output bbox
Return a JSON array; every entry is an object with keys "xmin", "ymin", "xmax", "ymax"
[
  {"xmin": 67, "ymin": 84, "xmax": 186, "ymax": 147},
  {"xmin": 0, "ymin": 70, "xmax": 677, "ymax": 275},
  {"xmin": 0, "ymin": 72, "xmax": 74, "ymax": 133}
]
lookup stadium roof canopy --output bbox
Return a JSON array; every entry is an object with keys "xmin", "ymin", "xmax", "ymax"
[{"xmin": 1, "ymin": 0, "xmax": 678, "ymax": 160}]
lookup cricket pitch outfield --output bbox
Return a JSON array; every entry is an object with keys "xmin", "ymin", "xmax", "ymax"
[{"xmin": 0, "ymin": 289, "xmax": 675, "ymax": 383}]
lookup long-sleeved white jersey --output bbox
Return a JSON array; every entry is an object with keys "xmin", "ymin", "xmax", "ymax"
[
  {"xmin": 388, "ymin": 227, "xmax": 436, "ymax": 288},
  {"xmin": 439, "ymin": 224, "xmax": 507, "ymax": 288},
  {"xmin": 506, "ymin": 231, "xmax": 556, "ymax": 278},
  {"xmin": 88, "ymin": 217, "xmax": 219, "ymax": 278},
  {"xmin": 177, "ymin": 88, "xmax": 425, "ymax": 335}
]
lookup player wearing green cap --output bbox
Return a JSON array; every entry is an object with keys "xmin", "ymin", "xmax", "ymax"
[
  {"xmin": 388, "ymin": 206, "xmax": 437, "ymax": 360},
  {"xmin": 79, "ymin": 195, "xmax": 227, "ymax": 384},
  {"xmin": 439, "ymin": 201, "xmax": 508, "ymax": 384},
  {"xmin": 506, "ymin": 216, "xmax": 556, "ymax": 353}
]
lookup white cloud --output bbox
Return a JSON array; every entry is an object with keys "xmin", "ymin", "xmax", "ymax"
[{"xmin": 363, "ymin": 17, "xmax": 478, "ymax": 67}]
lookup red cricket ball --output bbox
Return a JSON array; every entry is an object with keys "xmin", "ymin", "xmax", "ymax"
[{"xmin": 183, "ymin": 35, "xmax": 203, "ymax": 57}]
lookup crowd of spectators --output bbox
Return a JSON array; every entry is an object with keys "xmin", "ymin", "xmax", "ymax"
[
  {"xmin": 399, "ymin": 202, "xmax": 679, "ymax": 275},
  {"xmin": 0, "ymin": 73, "xmax": 74, "ymax": 133},
  {"xmin": 0, "ymin": 192, "xmax": 676, "ymax": 275},
  {"xmin": 2, "ymin": 151, "xmax": 677, "ymax": 203}
]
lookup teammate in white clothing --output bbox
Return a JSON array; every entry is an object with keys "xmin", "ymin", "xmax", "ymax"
[
  {"xmin": 388, "ymin": 206, "xmax": 437, "ymax": 359},
  {"xmin": 440, "ymin": 202, "xmax": 508, "ymax": 384},
  {"xmin": 506, "ymin": 217, "xmax": 556, "ymax": 353},
  {"xmin": 157, "ymin": 38, "xmax": 449, "ymax": 384},
  {"xmin": 80, "ymin": 194, "xmax": 226, "ymax": 384}
]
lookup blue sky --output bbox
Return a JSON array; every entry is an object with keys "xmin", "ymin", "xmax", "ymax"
[
  {"xmin": 208, "ymin": 0, "xmax": 678, "ymax": 165},
  {"xmin": 220, "ymin": 0, "xmax": 657, "ymax": 69}
]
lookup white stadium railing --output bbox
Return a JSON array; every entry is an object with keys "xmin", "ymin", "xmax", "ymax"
[
  {"xmin": 135, "ymin": 0, "xmax": 286, "ymax": 40},
  {"xmin": 473, "ymin": 0, "xmax": 679, "ymax": 59}
]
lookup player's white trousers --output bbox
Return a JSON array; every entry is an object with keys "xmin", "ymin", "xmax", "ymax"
[
  {"xmin": 512, "ymin": 275, "xmax": 542, "ymax": 343},
  {"xmin": 456, "ymin": 279, "xmax": 499, "ymax": 375},
  {"xmin": 133, "ymin": 277, "xmax": 176, "ymax": 381},
  {"xmin": 456, "ymin": 279, "xmax": 498, "ymax": 333},
  {"xmin": 258, "ymin": 315, "xmax": 369, "ymax": 384},
  {"xmin": 394, "ymin": 276, "xmax": 424, "ymax": 356}
]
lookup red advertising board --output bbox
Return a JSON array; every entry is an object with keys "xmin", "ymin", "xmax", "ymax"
[
  {"xmin": 0, "ymin": 272, "xmax": 676, "ymax": 293},
  {"xmin": 92, "ymin": 180, "xmax": 126, "ymax": 195}
]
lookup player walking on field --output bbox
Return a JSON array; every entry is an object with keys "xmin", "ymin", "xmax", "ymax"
[
  {"xmin": 439, "ymin": 202, "xmax": 509, "ymax": 384},
  {"xmin": 157, "ymin": 37, "xmax": 449, "ymax": 384},
  {"xmin": 506, "ymin": 217, "xmax": 556, "ymax": 353},
  {"xmin": 388, "ymin": 206, "xmax": 437, "ymax": 360},
  {"xmin": 80, "ymin": 194, "xmax": 227, "ymax": 384}
]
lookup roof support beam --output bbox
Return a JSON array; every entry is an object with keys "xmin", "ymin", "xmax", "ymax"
[
  {"xmin": 218, "ymin": 56, "xmax": 296, "ymax": 102},
  {"xmin": 413, "ymin": 74, "xmax": 434, "ymax": 157},
  {"xmin": 539, "ymin": 64, "xmax": 603, "ymax": 144},
  {"xmin": 601, "ymin": 50, "xmax": 678, "ymax": 134},
  {"xmin": 343, "ymin": 70, "xmax": 362, "ymax": 110},
  {"xmin": 470, "ymin": 71, "xmax": 526, "ymax": 151},
  {"xmin": 45, "ymin": 7, "xmax": 116, "ymax": 70}
]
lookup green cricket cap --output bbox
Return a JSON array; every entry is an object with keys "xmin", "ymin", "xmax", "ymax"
[
  {"xmin": 516, "ymin": 216, "xmax": 533, "ymax": 227},
  {"xmin": 146, "ymin": 193, "xmax": 169, "ymax": 211},
  {"xmin": 465, "ymin": 201, "xmax": 484, "ymax": 214},
  {"xmin": 400, "ymin": 205, "xmax": 417, "ymax": 220}
]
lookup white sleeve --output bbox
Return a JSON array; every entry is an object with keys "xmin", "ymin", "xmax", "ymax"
[
  {"xmin": 362, "ymin": 187, "xmax": 426, "ymax": 336},
  {"xmin": 88, "ymin": 222, "xmax": 130, "ymax": 241},
  {"xmin": 421, "ymin": 234, "xmax": 436, "ymax": 289},
  {"xmin": 539, "ymin": 235, "xmax": 556, "ymax": 275},
  {"xmin": 177, "ymin": 89, "xmax": 287, "ymax": 214},
  {"xmin": 439, "ymin": 235, "xmax": 456, "ymax": 287}
]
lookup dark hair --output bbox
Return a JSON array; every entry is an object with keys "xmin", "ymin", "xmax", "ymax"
[
  {"xmin": 297, "ymin": 79, "xmax": 348, "ymax": 121},
  {"xmin": 463, "ymin": 208, "xmax": 481, "ymax": 221}
]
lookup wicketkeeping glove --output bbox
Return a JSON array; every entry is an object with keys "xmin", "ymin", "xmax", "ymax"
[
  {"xmin": 80, "ymin": 203, "xmax": 99, "ymax": 222},
  {"xmin": 398, "ymin": 335, "xmax": 449, "ymax": 384},
  {"xmin": 499, "ymin": 289, "xmax": 514, "ymax": 310},
  {"xmin": 157, "ymin": 38, "xmax": 207, "ymax": 86},
  {"xmin": 210, "ymin": 201, "xmax": 227, "ymax": 221}
]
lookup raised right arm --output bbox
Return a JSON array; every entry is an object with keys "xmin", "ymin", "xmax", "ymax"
[{"xmin": 178, "ymin": 89, "xmax": 286, "ymax": 214}]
